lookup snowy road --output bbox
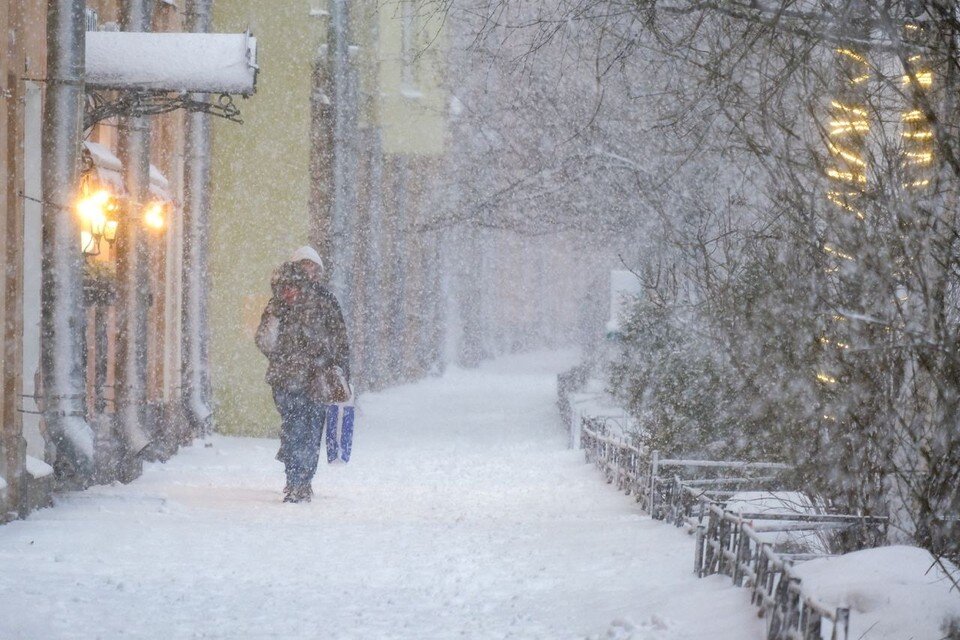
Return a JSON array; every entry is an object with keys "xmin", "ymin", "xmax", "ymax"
[{"xmin": 0, "ymin": 352, "xmax": 764, "ymax": 639}]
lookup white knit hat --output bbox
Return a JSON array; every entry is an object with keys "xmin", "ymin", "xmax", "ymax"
[{"xmin": 289, "ymin": 246, "xmax": 325, "ymax": 277}]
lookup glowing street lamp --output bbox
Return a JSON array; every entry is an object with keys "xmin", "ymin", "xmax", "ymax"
[
  {"xmin": 142, "ymin": 201, "xmax": 167, "ymax": 231},
  {"xmin": 76, "ymin": 182, "xmax": 120, "ymax": 256}
]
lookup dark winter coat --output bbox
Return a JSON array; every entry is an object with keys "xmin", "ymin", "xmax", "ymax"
[{"xmin": 256, "ymin": 270, "xmax": 351, "ymax": 394}]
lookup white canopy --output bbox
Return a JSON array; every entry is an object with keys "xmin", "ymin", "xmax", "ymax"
[
  {"xmin": 83, "ymin": 141, "xmax": 124, "ymax": 193},
  {"xmin": 83, "ymin": 141, "xmax": 173, "ymax": 201},
  {"xmin": 85, "ymin": 31, "xmax": 258, "ymax": 96}
]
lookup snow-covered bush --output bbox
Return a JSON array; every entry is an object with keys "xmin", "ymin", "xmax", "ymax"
[{"xmin": 610, "ymin": 301, "xmax": 773, "ymax": 461}]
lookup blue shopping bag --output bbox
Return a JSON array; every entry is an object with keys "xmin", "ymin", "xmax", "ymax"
[{"xmin": 325, "ymin": 403, "xmax": 355, "ymax": 463}]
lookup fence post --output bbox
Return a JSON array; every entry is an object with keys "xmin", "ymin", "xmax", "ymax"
[
  {"xmin": 733, "ymin": 522, "xmax": 746, "ymax": 586},
  {"xmin": 717, "ymin": 516, "xmax": 728, "ymax": 575},
  {"xmin": 695, "ymin": 524, "xmax": 706, "ymax": 577},
  {"xmin": 832, "ymin": 608, "xmax": 849, "ymax": 640},
  {"xmin": 648, "ymin": 449, "xmax": 659, "ymax": 516},
  {"xmin": 803, "ymin": 602, "xmax": 821, "ymax": 640}
]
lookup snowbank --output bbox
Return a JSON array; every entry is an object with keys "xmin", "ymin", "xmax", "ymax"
[
  {"xmin": 25, "ymin": 455, "xmax": 54, "ymax": 479},
  {"xmin": 791, "ymin": 545, "xmax": 960, "ymax": 639}
]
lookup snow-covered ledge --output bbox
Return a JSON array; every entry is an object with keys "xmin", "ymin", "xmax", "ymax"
[{"xmin": 85, "ymin": 31, "xmax": 258, "ymax": 95}]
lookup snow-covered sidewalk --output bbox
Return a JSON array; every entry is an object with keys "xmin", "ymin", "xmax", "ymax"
[{"xmin": 0, "ymin": 351, "xmax": 763, "ymax": 639}]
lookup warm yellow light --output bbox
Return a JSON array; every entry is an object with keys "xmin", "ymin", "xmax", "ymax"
[
  {"xmin": 817, "ymin": 337, "xmax": 848, "ymax": 349},
  {"xmin": 903, "ymin": 71, "xmax": 933, "ymax": 87},
  {"xmin": 836, "ymin": 48, "xmax": 867, "ymax": 63},
  {"xmin": 902, "ymin": 110, "xmax": 924, "ymax": 122},
  {"xmin": 903, "ymin": 130, "xmax": 933, "ymax": 139},
  {"xmin": 826, "ymin": 191, "xmax": 866, "ymax": 219},
  {"xmin": 104, "ymin": 219, "xmax": 119, "ymax": 243},
  {"xmin": 143, "ymin": 201, "xmax": 166, "ymax": 231},
  {"xmin": 851, "ymin": 74, "xmax": 871, "ymax": 84},
  {"xmin": 823, "ymin": 244, "xmax": 854, "ymax": 261},
  {"xmin": 76, "ymin": 189, "xmax": 112, "ymax": 230},
  {"xmin": 75, "ymin": 187, "xmax": 119, "ymax": 255},
  {"xmin": 904, "ymin": 179, "xmax": 931, "ymax": 188},
  {"xmin": 829, "ymin": 120, "xmax": 870, "ymax": 136},
  {"xmin": 828, "ymin": 142, "xmax": 867, "ymax": 167},
  {"xmin": 827, "ymin": 168, "xmax": 867, "ymax": 184},
  {"xmin": 816, "ymin": 372, "xmax": 838, "ymax": 385},
  {"xmin": 904, "ymin": 151, "xmax": 933, "ymax": 164},
  {"xmin": 830, "ymin": 101, "xmax": 868, "ymax": 117}
]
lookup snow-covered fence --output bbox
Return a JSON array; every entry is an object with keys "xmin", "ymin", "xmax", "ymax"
[
  {"xmin": 693, "ymin": 500, "xmax": 888, "ymax": 640},
  {"xmin": 556, "ymin": 364, "xmax": 589, "ymax": 439},
  {"xmin": 577, "ymin": 415, "xmax": 892, "ymax": 639},
  {"xmin": 578, "ymin": 418, "xmax": 791, "ymax": 517},
  {"xmin": 556, "ymin": 366, "xmax": 634, "ymax": 450},
  {"xmin": 580, "ymin": 417, "xmax": 647, "ymax": 497},
  {"xmin": 651, "ymin": 457, "xmax": 791, "ymax": 521}
]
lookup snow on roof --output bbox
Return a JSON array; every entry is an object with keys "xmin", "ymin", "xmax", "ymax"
[
  {"xmin": 791, "ymin": 545, "xmax": 960, "ymax": 640},
  {"xmin": 84, "ymin": 141, "xmax": 121, "ymax": 172},
  {"xmin": 83, "ymin": 141, "xmax": 125, "ymax": 194},
  {"xmin": 25, "ymin": 455, "xmax": 54, "ymax": 479},
  {"xmin": 83, "ymin": 142, "xmax": 172, "ymax": 200},
  {"xmin": 86, "ymin": 31, "xmax": 258, "ymax": 96},
  {"xmin": 149, "ymin": 165, "xmax": 172, "ymax": 201}
]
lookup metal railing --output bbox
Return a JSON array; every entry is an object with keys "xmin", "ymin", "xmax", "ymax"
[
  {"xmin": 694, "ymin": 503, "xmax": 887, "ymax": 640},
  {"xmin": 580, "ymin": 418, "xmax": 789, "ymax": 517},
  {"xmin": 578, "ymin": 416, "xmax": 890, "ymax": 640}
]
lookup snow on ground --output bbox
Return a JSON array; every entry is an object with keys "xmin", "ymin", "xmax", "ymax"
[
  {"xmin": 0, "ymin": 351, "xmax": 764, "ymax": 640},
  {"xmin": 791, "ymin": 545, "xmax": 960, "ymax": 640}
]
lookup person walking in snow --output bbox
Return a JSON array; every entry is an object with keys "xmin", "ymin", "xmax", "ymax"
[{"xmin": 255, "ymin": 247, "xmax": 351, "ymax": 503}]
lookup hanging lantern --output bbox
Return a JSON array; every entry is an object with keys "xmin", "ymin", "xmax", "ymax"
[{"xmin": 76, "ymin": 177, "xmax": 120, "ymax": 256}]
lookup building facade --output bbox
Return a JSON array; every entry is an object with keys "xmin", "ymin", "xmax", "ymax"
[
  {"xmin": 1, "ymin": 0, "xmax": 213, "ymax": 519},
  {"xmin": 210, "ymin": 1, "xmax": 449, "ymax": 436}
]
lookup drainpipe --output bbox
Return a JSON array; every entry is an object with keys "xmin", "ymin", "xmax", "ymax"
[
  {"xmin": 181, "ymin": 0, "xmax": 214, "ymax": 437},
  {"xmin": 329, "ymin": 0, "xmax": 355, "ymax": 309},
  {"xmin": 114, "ymin": 0, "xmax": 154, "ymax": 462},
  {"xmin": 40, "ymin": 0, "xmax": 94, "ymax": 476}
]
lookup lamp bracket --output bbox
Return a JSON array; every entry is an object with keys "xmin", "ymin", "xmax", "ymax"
[{"xmin": 84, "ymin": 91, "xmax": 243, "ymax": 131}]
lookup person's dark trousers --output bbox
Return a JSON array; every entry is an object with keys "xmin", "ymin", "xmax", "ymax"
[{"xmin": 273, "ymin": 388, "xmax": 325, "ymax": 488}]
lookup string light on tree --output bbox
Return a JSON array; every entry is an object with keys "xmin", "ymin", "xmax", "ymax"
[{"xmin": 901, "ymin": 21, "xmax": 935, "ymax": 193}]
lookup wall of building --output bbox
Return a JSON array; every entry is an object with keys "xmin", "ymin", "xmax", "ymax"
[
  {"xmin": 209, "ymin": 2, "xmax": 449, "ymax": 436},
  {"xmin": 210, "ymin": 1, "xmax": 321, "ymax": 436},
  {"xmin": 1, "ymin": 0, "xmax": 192, "ymax": 518}
]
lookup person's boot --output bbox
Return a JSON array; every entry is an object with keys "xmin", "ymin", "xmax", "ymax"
[
  {"xmin": 297, "ymin": 484, "xmax": 313, "ymax": 503},
  {"xmin": 283, "ymin": 483, "xmax": 312, "ymax": 504}
]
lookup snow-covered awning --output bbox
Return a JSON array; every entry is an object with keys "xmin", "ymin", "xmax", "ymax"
[
  {"xmin": 85, "ymin": 31, "xmax": 258, "ymax": 96},
  {"xmin": 83, "ymin": 141, "xmax": 173, "ymax": 202},
  {"xmin": 149, "ymin": 165, "xmax": 172, "ymax": 202},
  {"xmin": 82, "ymin": 141, "xmax": 125, "ymax": 194}
]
